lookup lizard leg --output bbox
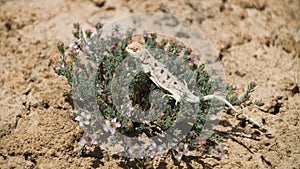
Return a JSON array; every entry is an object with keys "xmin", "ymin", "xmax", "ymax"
[
  {"xmin": 162, "ymin": 93, "xmax": 174, "ymax": 100},
  {"xmin": 162, "ymin": 94, "xmax": 180, "ymax": 105},
  {"xmin": 150, "ymin": 76, "xmax": 162, "ymax": 88}
]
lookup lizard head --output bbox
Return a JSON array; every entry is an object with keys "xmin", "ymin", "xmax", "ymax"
[{"xmin": 125, "ymin": 42, "xmax": 144, "ymax": 56}]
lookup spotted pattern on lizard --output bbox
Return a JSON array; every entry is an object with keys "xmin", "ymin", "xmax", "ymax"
[{"xmin": 125, "ymin": 42, "xmax": 239, "ymax": 112}]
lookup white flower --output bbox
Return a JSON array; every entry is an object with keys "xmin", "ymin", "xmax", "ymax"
[
  {"xmin": 103, "ymin": 117, "xmax": 121, "ymax": 134},
  {"xmin": 75, "ymin": 112, "xmax": 91, "ymax": 127}
]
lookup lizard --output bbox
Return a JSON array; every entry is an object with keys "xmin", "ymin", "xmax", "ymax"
[{"xmin": 125, "ymin": 42, "xmax": 240, "ymax": 113}]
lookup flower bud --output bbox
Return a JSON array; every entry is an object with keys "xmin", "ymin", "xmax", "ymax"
[
  {"xmin": 73, "ymin": 22, "xmax": 80, "ymax": 29},
  {"xmin": 95, "ymin": 22, "xmax": 104, "ymax": 30},
  {"xmin": 85, "ymin": 29, "xmax": 93, "ymax": 38}
]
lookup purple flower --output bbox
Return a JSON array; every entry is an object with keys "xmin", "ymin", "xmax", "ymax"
[
  {"xmin": 75, "ymin": 112, "xmax": 91, "ymax": 127},
  {"xmin": 176, "ymin": 143, "xmax": 189, "ymax": 160},
  {"xmin": 197, "ymin": 135, "xmax": 207, "ymax": 145},
  {"xmin": 143, "ymin": 30, "xmax": 149, "ymax": 37},
  {"xmin": 128, "ymin": 143, "xmax": 145, "ymax": 159},
  {"xmin": 79, "ymin": 133, "xmax": 98, "ymax": 149},
  {"xmin": 103, "ymin": 117, "xmax": 121, "ymax": 134},
  {"xmin": 120, "ymin": 102, "xmax": 134, "ymax": 117},
  {"xmin": 148, "ymin": 142, "xmax": 164, "ymax": 158},
  {"xmin": 106, "ymin": 31, "xmax": 122, "ymax": 40},
  {"xmin": 214, "ymin": 144, "xmax": 227, "ymax": 159},
  {"xmin": 69, "ymin": 39, "xmax": 82, "ymax": 53}
]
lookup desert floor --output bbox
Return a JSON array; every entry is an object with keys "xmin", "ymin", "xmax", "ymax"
[{"xmin": 0, "ymin": 0, "xmax": 299, "ymax": 168}]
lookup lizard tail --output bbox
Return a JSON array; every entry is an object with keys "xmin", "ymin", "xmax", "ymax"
[{"xmin": 203, "ymin": 95, "xmax": 240, "ymax": 113}]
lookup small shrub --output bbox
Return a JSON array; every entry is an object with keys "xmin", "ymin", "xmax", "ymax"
[{"xmin": 54, "ymin": 22, "xmax": 261, "ymax": 161}]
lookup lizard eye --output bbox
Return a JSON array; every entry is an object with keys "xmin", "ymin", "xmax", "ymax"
[{"xmin": 129, "ymin": 47, "xmax": 139, "ymax": 52}]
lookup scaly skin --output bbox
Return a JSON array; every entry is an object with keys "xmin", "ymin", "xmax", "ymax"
[{"xmin": 125, "ymin": 42, "xmax": 239, "ymax": 112}]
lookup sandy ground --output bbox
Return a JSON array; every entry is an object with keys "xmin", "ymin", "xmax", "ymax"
[{"xmin": 0, "ymin": 0, "xmax": 299, "ymax": 168}]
